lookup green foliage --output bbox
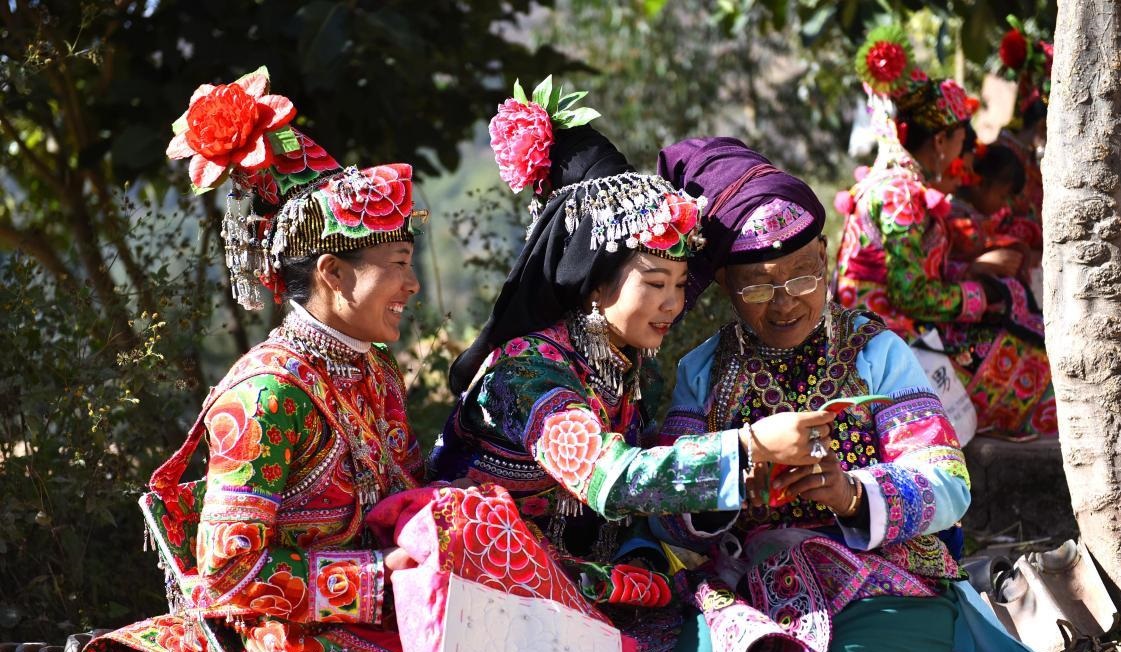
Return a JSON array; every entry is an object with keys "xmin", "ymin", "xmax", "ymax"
[
  {"xmin": 532, "ymin": 0, "xmax": 1054, "ymax": 180},
  {"xmin": 0, "ymin": 207, "xmax": 218, "ymax": 639}
]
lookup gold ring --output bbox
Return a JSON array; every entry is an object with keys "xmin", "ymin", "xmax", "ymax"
[{"xmin": 812, "ymin": 463, "xmax": 823, "ymax": 474}]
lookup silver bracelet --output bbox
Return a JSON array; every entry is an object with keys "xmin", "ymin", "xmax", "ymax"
[{"xmin": 738, "ymin": 421, "xmax": 754, "ymax": 468}]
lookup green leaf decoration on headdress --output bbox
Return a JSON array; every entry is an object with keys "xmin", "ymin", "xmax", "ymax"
[
  {"xmin": 855, "ymin": 25, "xmax": 915, "ymax": 96},
  {"xmin": 516, "ymin": 75, "xmax": 601, "ymax": 129}
]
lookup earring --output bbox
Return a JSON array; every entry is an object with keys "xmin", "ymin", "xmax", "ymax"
[
  {"xmin": 335, "ymin": 291, "xmax": 345, "ymax": 312},
  {"xmin": 569, "ymin": 301, "xmax": 623, "ymax": 391},
  {"xmin": 934, "ymin": 150, "xmax": 944, "ymax": 183},
  {"xmin": 583, "ymin": 300, "xmax": 612, "ymax": 365}
]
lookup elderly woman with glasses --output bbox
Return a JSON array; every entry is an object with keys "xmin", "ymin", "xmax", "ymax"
[{"xmin": 655, "ymin": 138, "xmax": 1027, "ymax": 652}]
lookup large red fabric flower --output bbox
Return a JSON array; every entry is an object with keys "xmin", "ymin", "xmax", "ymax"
[
  {"xmin": 316, "ymin": 561, "xmax": 361, "ymax": 611},
  {"xmin": 460, "ymin": 491, "xmax": 548, "ymax": 587},
  {"xmin": 167, "ymin": 69, "xmax": 295, "ymax": 190},
  {"xmin": 204, "ymin": 392, "xmax": 263, "ymax": 478},
  {"xmin": 246, "ymin": 570, "xmax": 309, "ymax": 617},
  {"xmin": 607, "ymin": 565, "xmax": 672, "ymax": 608},
  {"xmin": 536, "ymin": 409, "xmax": 604, "ymax": 492},
  {"xmin": 326, "ymin": 164, "xmax": 413, "ymax": 232},
  {"xmin": 866, "ymin": 41, "xmax": 907, "ymax": 85},
  {"xmin": 489, "ymin": 98, "xmax": 554, "ymax": 194},
  {"xmin": 644, "ymin": 193, "xmax": 700, "ymax": 251},
  {"xmin": 1000, "ymin": 29, "xmax": 1028, "ymax": 70}
]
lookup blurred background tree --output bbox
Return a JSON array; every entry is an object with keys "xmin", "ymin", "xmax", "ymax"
[{"xmin": 0, "ymin": 0, "xmax": 1056, "ymax": 640}]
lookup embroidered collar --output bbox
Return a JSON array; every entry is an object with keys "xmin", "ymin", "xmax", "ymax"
[{"xmin": 289, "ymin": 301, "xmax": 371, "ymax": 353}]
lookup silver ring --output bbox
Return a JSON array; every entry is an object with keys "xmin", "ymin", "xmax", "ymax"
[
  {"xmin": 808, "ymin": 426, "xmax": 822, "ymax": 440},
  {"xmin": 810, "ymin": 440, "xmax": 828, "ymax": 459},
  {"xmin": 820, "ymin": 474, "xmax": 827, "ymax": 487}
]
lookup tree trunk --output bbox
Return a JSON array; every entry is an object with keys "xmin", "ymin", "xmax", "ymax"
[{"xmin": 1042, "ymin": 0, "xmax": 1121, "ymax": 589}]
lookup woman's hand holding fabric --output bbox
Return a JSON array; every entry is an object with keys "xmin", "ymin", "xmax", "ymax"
[
  {"xmin": 382, "ymin": 546, "xmax": 418, "ymax": 585},
  {"xmin": 970, "ymin": 247, "xmax": 1023, "ymax": 278},
  {"xmin": 772, "ymin": 454, "xmax": 857, "ymax": 515},
  {"xmin": 743, "ymin": 410, "xmax": 837, "ymax": 466}
]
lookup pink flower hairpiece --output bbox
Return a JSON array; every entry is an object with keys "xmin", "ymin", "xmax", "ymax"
[{"xmin": 489, "ymin": 76, "xmax": 600, "ymax": 195}]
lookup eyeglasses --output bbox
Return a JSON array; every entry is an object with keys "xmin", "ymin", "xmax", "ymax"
[{"xmin": 735, "ymin": 273, "xmax": 825, "ymax": 304}]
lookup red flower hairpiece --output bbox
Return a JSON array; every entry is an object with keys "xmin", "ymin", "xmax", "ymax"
[
  {"xmin": 1000, "ymin": 28, "xmax": 1028, "ymax": 71},
  {"xmin": 639, "ymin": 193, "xmax": 702, "ymax": 257},
  {"xmin": 166, "ymin": 67, "xmax": 296, "ymax": 193},
  {"xmin": 854, "ymin": 25, "xmax": 914, "ymax": 96}
]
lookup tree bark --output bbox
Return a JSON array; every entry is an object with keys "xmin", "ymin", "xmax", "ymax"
[{"xmin": 1042, "ymin": 0, "xmax": 1121, "ymax": 589}]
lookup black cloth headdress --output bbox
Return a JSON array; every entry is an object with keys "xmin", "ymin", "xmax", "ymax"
[{"xmin": 448, "ymin": 126, "xmax": 636, "ymax": 394}]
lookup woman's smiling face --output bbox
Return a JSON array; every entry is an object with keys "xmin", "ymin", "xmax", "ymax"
[
  {"xmin": 718, "ymin": 237, "xmax": 828, "ymax": 349},
  {"xmin": 593, "ymin": 252, "xmax": 688, "ymax": 350},
  {"xmin": 324, "ymin": 242, "xmax": 420, "ymax": 343}
]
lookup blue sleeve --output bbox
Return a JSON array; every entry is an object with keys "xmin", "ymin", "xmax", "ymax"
[
  {"xmin": 662, "ymin": 333, "xmax": 721, "ymax": 438},
  {"xmin": 841, "ymin": 322, "xmax": 971, "ymax": 550}
]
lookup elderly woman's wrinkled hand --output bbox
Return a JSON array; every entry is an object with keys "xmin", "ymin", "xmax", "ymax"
[
  {"xmin": 742, "ymin": 410, "xmax": 837, "ymax": 466},
  {"xmin": 771, "ymin": 454, "xmax": 857, "ymax": 515}
]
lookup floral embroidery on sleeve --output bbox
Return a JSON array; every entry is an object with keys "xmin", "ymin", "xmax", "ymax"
[{"xmin": 535, "ymin": 409, "xmax": 607, "ymax": 498}]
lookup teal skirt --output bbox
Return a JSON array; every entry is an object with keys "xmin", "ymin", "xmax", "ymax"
[
  {"xmin": 829, "ymin": 594, "xmax": 957, "ymax": 652},
  {"xmin": 675, "ymin": 586, "xmax": 1026, "ymax": 652}
]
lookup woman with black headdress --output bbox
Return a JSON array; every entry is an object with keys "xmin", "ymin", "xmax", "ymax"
[{"xmin": 431, "ymin": 80, "xmax": 832, "ymax": 651}]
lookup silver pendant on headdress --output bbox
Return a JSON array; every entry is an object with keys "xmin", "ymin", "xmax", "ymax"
[{"xmin": 221, "ymin": 189, "xmax": 268, "ymax": 310}]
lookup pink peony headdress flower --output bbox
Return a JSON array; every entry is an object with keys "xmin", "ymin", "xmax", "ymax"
[{"xmin": 488, "ymin": 76, "xmax": 600, "ymax": 195}]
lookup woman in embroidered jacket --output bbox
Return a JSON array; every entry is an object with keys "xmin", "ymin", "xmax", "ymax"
[
  {"xmin": 833, "ymin": 26, "xmax": 1055, "ymax": 440},
  {"xmin": 92, "ymin": 68, "xmax": 456, "ymax": 652},
  {"xmin": 657, "ymin": 136, "xmax": 1028, "ymax": 651},
  {"xmin": 431, "ymin": 84, "xmax": 831, "ymax": 651}
]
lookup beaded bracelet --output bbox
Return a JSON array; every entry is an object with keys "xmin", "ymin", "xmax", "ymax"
[{"xmin": 737, "ymin": 422, "xmax": 755, "ymax": 468}]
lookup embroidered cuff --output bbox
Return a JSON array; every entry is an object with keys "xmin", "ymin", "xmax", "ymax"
[
  {"xmin": 958, "ymin": 280, "xmax": 987, "ymax": 321},
  {"xmin": 717, "ymin": 429, "xmax": 742, "ymax": 510},
  {"xmin": 309, "ymin": 550, "xmax": 379, "ymax": 624},
  {"xmin": 661, "ymin": 410, "xmax": 708, "ymax": 440},
  {"xmin": 838, "ymin": 471, "xmax": 877, "ymax": 550},
  {"xmin": 860, "ymin": 464, "xmax": 939, "ymax": 548}
]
